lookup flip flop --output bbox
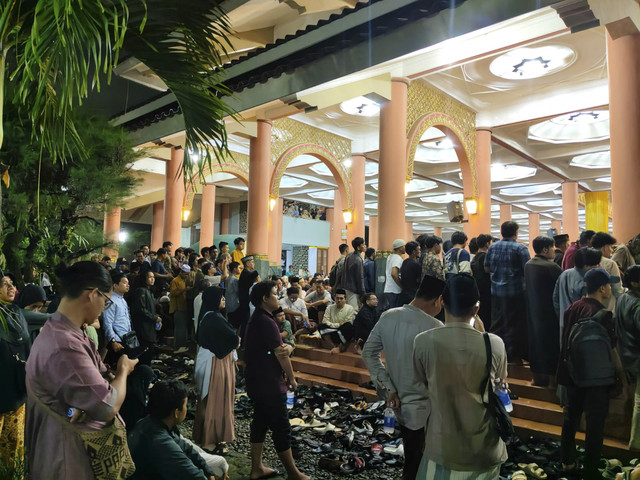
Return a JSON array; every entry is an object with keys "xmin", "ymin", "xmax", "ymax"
[
  {"xmin": 249, "ymin": 468, "xmax": 281, "ymax": 480},
  {"xmin": 517, "ymin": 463, "xmax": 547, "ymax": 479},
  {"xmin": 511, "ymin": 471, "xmax": 528, "ymax": 480}
]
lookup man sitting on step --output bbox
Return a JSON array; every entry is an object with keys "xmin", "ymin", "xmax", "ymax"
[{"xmin": 318, "ymin": 289, "xmax": 355, "ymax": 354}]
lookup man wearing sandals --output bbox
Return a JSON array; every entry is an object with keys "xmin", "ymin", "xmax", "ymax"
[
  {"xmin": 413, "ymin": 273, "xmax": 508, "ymax": 479},
  {"xmin": 362, "ymin": 275, "xmax": 445, "ymax": 480}
]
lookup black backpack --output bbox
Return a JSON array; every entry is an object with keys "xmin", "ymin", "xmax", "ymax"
[
  {"xmin": 567, "ymin": 309, "xmax": 616, "ymax": 387},
  {"xmin": 329, "ymin": 257, "xmax": 345, "ymax": 288}
]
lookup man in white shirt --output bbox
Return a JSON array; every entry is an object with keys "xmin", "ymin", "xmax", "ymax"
[
  {"xmin": 362, "ymin": 275, "xmax": 446, "ymax": 480},
  {"xmin": 319, "ymin": 289, "xmax": 356, "ymax": 354},
  {"xmin": 304, "ymin": 279, "xmax": 332, "ymax": 323},
  {"xmin": 413, "ymin": 274, "xmax": 508, "ymax": 479},
  {"xmin": 279, "ymin": 287, "xmax": 309, "ymax": 331},
  {"xmin": 384, "ymin": 239, "xmax": 406, "ymax": 309}
]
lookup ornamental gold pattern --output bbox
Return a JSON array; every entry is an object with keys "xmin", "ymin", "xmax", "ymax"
[{"xmin": 406, "ymin": 81, "xmax": 477, "ymax": 196}]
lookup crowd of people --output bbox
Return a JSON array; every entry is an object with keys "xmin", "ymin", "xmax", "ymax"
[{"xmin": 2, "ymin": 222, "xmax": 640, "ymax": 479}]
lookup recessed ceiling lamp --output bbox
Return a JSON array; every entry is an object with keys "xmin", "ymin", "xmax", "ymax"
[
  {"xmin": 420, "ymin": 193, "xmax": 464, "ymax": 203},
  {"xmin": 339, "ymin": 96, "xmax": 380, "ymax": 117},
  {"xmin": 527, "ymin": 199, "xmax": 563, "ymax": 207},
  {"xmin": 489, "ymin": 45, "xmax": 575, "ymax": 80},
  {"xmin": 491, "ymin": 164, "xmax": 537, "ymax": 182},
  {"xmin": 308, "ymin": 189, "xmax": 335, "ymax": 199},
  {"xmin": 596, "ymin": 176, "xmax": 611, "ymax": 183},
  {"xmin": 499, "ymin": 183, "xmax": 562, "ymax": 196},
  {"xmin": 415, "ymin": 144, "xmax": 458, "ymax": 164},
  {"xmin": 529, "ymin": 110, "xmax": 609, "ymax": 144},
  {"xmin": 372, "ymin": 179, "xmax": 437, "ymax": 192},
  {"xmin": 570, "ymin": 151, "xmax": 610, "ymax": 169},
  {"xmin": 309, "ymin": 163, "xmax": 333, "ymax": 176},
  {"xmin": 280, "ymin": 176, "xmax": 308, "ymax": 188},
  {"xmin": 288, "ymin": 154, "xmax": 318, "ymax": 168},
  {"xmin": 406, "ymin": 210, "xmax": 442, "ymax": 217},
  {"xmin": 365, "ymin": 162, "xmax": 378, "ymax": 176}
]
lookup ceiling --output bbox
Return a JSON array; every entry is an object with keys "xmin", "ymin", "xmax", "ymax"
[{"xmin": 126, "ymin": 3, "xmax": 616, "ymax": 242}]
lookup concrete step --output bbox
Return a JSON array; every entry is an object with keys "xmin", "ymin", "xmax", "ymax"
[
  {"xmin": 294, "ymin": 371, "xmax": 378, "ymax": 401},
  {"xmin": 508, "ymin": 378, "xmax": 561, "ymax": 405},
  {"xmin": 512, "ymin": 397, "xmax": 564, "ymax": 427},
  {"xmin": 294, "ymin": 344, "xmax": 368, "ymax": 369},
  {"xmin": 291, "ymin": 356, "xmax": 372, "ymax": 386}
]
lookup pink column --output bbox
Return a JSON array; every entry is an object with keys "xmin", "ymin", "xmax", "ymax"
[
  {"xmin": 368, "ymin": 216, "xmax": 378, "ymax": 250},
  {"xmin": 220, "ymin": 204, "xmax": 230, "ymax": 234},
  {"xmin": 562, "ymin": 181, "xmax": 579, "ymax": 245},
  {"xmin": 529, "ymin": 212, "xmax": 540, "ymax": 256},
  {"xmin": 464, "ymin": 129, "xmax": 492, "ymax": 237},
  {"xmin": 103, "ymin": 206, "xmax": 121, "ymax": 258},
  {"xmin": 268, "ymin": 197, "xmax": 284, "ymax": 264},
  {"xmin": 607, "ymin": 31, "xmax": 640, "ymax": 243},
  {"xmin": 551, "ymin": 219, "xmax": 562, "ymax": 234},
  {"xmin": 328, "ymin": 189, "xmax": 347, "ymax": 267},
  {"xmin": 347, "ymin": 154, "xmax": 366, "ymax": 244},
  {"xmin": 405, "ymin": 222, "xmax": 414, "ymax": 242},
  {"xmin": 377, "ymin": 78, "xmax": 408, "ymax": 253},
  {"xmin": 499, "ymin": 204, "xmax": 512, "ymax": 227},
  {"xmin": 434, "ymin": 226, "xmax": 442, "ymax": 238},
  {"xmin": 246, "ymin": 120, "xmax": 272, "ymax": 257},
  {"xmin": 200, "ymin": 184, "xmax": 216, "ymax": 249},
  {"xmin": 150, "ymin": 201, "xmax": 164, "ymax": 250},
  {"xmin": 163, "ymin": 148, "xmax": 185, "ymax": 249}
]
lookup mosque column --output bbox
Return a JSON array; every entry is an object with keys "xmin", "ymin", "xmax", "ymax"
[
  {"xmin": 464, "ymin": 128, "xmax": 492, "ymax": 238},
  {"xmin": 200, "ymin": 184, "xmax": 216, "ymax": 249},
  {"xmin": 405, "ymin": 222, "xmax": 414, "ymax": 242},
  {"xmin": 368, "ymin": 216, "xmax": 378, "ymax": 250},
  {"xmin": 347, "ymin": 154, "xmax": 366, "ymax": 245},
  {"xmin": 585, "ymin": 191, "xmax": 609, "ymax": 233},
  {"xmin": 499, "ymin": 204, "xmax": 512, "ymax": 227},
  {"xmin": 103, "ymin": 206, "xmax": 121, "ymax": 258},
  {"xmin": 163, "ymin": 147, "xmax": 185, "ymax": 249},
  {"xmin": 562, "ymin": 181, "xmax": 580, "ymax": 245},
  {"xmin": 268, "ymin": 197, "xmax": 284, "ymax": 265},
  {"xmin": 528, "ymin": 212, "xmax": 540, "ymax": 255},
  {"xmin": 433, "ymin": 226, "xmax": 442, "ymax": 238},
  {"xmin": 328, "ymin": 188, "xmax": 347, "ymax": 267},
  {"xmin": 551, "ymin": 219, "xmax": 562, "ymax": 234},
  {"xmin": 247, "ymin": 120, "xmax": 272, "ymax": 259},
  {"xmin": 220, "ymin": 204, "xmax": 230, "ymax": 235},
  {"xmin": 150, "ymin": 201, "xmax": 164, "ymax": 250},
  {"xmin": 377, "ymin": 78, "xmax": 408, "ymax": 253},
  {"xmin": 608, "ymin": 31, "xmax": 640, "ymax": 243}
]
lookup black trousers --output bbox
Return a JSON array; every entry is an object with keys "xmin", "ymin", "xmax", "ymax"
[
  {"xmin": 398, "ymin": 424, "xmax": 425, "ymax": 480},
  {"xmin": 319, "ymin": 322, "xmax": 355, "ymax": 346},
  {"xmin": 561, "ymin": 385, "xmax": 610, "ymax": 479},
  {"xmin": 250, "ymin": 393, "xmax": 291, "ymax": 452},
  {"xmin": 490, "ymin": 293, "xmax": 528, "ymax": 362}
]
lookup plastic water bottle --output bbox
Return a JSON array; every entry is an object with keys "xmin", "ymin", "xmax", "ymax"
[
  {"xmin": 494, "ymin": 378, "xmax": 513, "ymax": 413},
  {"xmin": 67, "ymin": 408, "xmax": 76, "ymax": 419},
  {"xmin": 155, "ymin": 322, "xmax": 162, "ymax": 331},
  {"xmin": 383, "ymin": 407, "xmax": 396, "ymax": 434},
  {"xmin": 286, "ymin": 391, "xmax": 295, "ymax": 409}
]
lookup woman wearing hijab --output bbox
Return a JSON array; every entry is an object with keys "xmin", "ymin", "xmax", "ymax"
[
  {"xmin": 193, "ymin": 286, "xmax": 239, "ymax": 454},
  {"xmin": 0, "ymin": 272, "xmax": 30, "ymax": 467}
]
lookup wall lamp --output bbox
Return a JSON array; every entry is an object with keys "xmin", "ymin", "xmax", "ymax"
[
  {"xmin": 182, "ymin": 209, "xmax": 191, "ymax": 222},
  {"xmin": 342, "ymin": 209, "xmax": 353, "ymax": 224},
  {"xmin": 465, "ymin": 197, "xmax": 478, "ymax": 215},
  {"xmin": 269, "ymin": 196, "xmax": 277, "ymax": 211}
]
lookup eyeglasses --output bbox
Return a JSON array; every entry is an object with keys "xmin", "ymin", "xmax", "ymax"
[{"xmin": 86, "ymin": 288, "xmax": 113, "ymax": 310}]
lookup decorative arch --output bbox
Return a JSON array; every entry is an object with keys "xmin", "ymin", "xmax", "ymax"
[
  {"xmin": 184, "ymin": 155, "xmax": 250, "ymax": 209},
  {"xmin": 270, "ymin": 144, "xmax": 353, "ymax": 209}
]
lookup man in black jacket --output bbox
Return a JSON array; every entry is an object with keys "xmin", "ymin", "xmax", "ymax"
[{"xmin": 342, "ymin": 237, "xmax": 366, "ymax": 310}]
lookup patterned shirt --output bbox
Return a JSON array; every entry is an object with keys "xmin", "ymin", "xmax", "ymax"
[
  {"xmin": 421, "ymin": 252, "xmax": 445, "ymax": 281},
  {"xmin": 484, "ymin": 238, "xmax": 530, "ymax": 297}
]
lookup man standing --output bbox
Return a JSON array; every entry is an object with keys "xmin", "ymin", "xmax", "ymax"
[
  {"xmin": 591, "ymin": 232, "xmax": 623, "ymax": 312},
  {"xmin": 558, "ymin": 269, "xmax": 623, "ymax": 479},
  {"xmin": 554, "ymin": 247, "xmax": 602, "ymax": 342},
  {"xmin": 170, "ymin": 265, "xmax": 192, "ymax": 353},
  {"xmin": 329, "ymin": 244, "xmax": 349, "ymax": 290},
  {"xmin": 525, "ymin": 236, "xmax": 562, "ymax": 387},
  {"xmin": 554, "ymin": 234, "xmax": 569, "ymax": 267},
  {"xmin": 562, "ymin": 230, "xmax": 595, "ymax": 270},
  {"xmin": 400, "ymin": 241, "xmax": 422, "ymax": 305},
  {"xmin": 484, "ymin": 221, "xmax": 531, "ymax": 363},
  {"xmin": 471, "ymin": 233, "xmax": 493, "ymax": 330},
  {"xmin": 151, "ymin": 247, "xmax": 174, "ymax": 292},
  {"xmin": 162, "ymin": 241, "xmax": 177, "ymax": 273},
  {"xmin": 319, "ymin": 289, "xmax": 356, "ymax": 354},
  {"xmin": 104, "ymin": 271, "xmax": 133, "ymax": 365},
  {"xmin": 342, "ymin": 237, "xmax": 366, "ymax": 310},
  {"xmin": 363, "ymin": 248, "xmax": 376, "ymax": 294},
  {"xmin": 384, "ymin": 239, "xmax": 405, "ymax": 309},
  {"xmin": 413, "ymin": 274, "xmax": 508, "ymax": 478},
  {"xmin": 444, "ymin": 231, "xmax": 471, "ymax": 278},
  {"xmin": 231, "ymin": 237, "xmax": 246, "ymax": 266},
  {"xmin": 363, "ymin": 276, "xmax": 445, "ymax": 480},
  {"xmin": 421, "ymin": 235, "xmax": 444, "ymax": 281}
]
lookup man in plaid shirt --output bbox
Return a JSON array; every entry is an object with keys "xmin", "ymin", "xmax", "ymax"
[{"xmin": 484, "ymin": 221, "xmax": 531, "ymax": 363}]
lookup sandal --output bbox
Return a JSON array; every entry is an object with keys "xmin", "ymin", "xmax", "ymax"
[
  {"xmin": 318, "ymin": 454, "xmax": 343, "ymax": 473},
  {"xmin": 517, "ymin": 463, "xmax": 547, "ymax": 479},
  {"xmin": 511, "ymin": 471, "xmax": 528, "ymax": 480}
]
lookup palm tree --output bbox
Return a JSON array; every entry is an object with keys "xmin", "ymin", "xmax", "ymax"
[{"xmin": 0, "ymin": 0, "xmax": 235, "ymax": 235}]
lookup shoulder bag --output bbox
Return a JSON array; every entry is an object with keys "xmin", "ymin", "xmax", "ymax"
[{"xmin": 481, "ymin": 332, "xmax": 515, "ymax": 442}]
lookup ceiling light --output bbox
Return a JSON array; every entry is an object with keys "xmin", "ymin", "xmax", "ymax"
[
  {"xmin": 288, "ymin": 154, "xmax": 318, "ymax": 168},
  {"xmin": 570, "ymin": 151, "xmax": 610, "ymax": 169},
  {"xmin": 343, "ymin": 158, "xmax": 353, "ymax": 168},
  {"xmin": 499, "ymin": 183, "xmax": 562, "ymax": 196},
  {"xmin": 596, "ymin": 176, "xmax": 611, "ymax": 183},
  {"xmin": 339, "ymin": 96, "xmax": 380, "ymax": 117},
  {"xmin": 420, "ymin": 193, "xmax": 464, "ymax": 204},
  {"xmin": 118, "ymin": 231, "xmax": 128, "ymax": 243},
  {"xmin": 489, "ymin": 45, "xmax": 575, "ymax": 80},
  {"xmin": 280, "ymin": 175, "xmax": 308, "ymax": 188},
  {"xmin": 527, "ymin": 199, "xmax": 563, "ymax": 207},
  {"xmin": 491, "ymin": 164, "xmax": 537, "ymax": 182},
  {"xmin": 406, "ymin": 179, "xmax": 438, "ymax": 193},
  {"xmin": 529, "ymin": 110, "xmax": 609, "ymax": 144},
  {"xmin": 309, "ymin": 163, "xmax": 333, "ymax": 176},
  {"xmin": 365, "ymin": 162, "xmax": 378, "ymax": 176},
  {"xmin": 365, "ymin": 202, "xmax": 378, "ymax": 210},
  {"xmin": 309, "ymin": 189, "xmax": 335, "ymax": 199},
  {"xmin": 406, "ymin": 210, "xmax": 442, "ymax": 217},
  {"xmin": 415, "ymin": 144, "xmax": 458, "ymax": 164}
]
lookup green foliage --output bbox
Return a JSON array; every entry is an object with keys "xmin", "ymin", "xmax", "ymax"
[
  {"xmin": 0, "ymin": 103, "xmax": 142, "ymax": 283},
  {"xmin": 0, "ymin": 452, "xmax": 25, "ymax": 480}
]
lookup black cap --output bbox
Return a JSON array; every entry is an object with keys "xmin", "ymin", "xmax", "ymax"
[
  {"xmin": 442, "ymin": 273, "xmax": 479, "ymax": 314},
  {"xmin": 241, "ymin": 255, "xmax": 254, "ymax": 264},
  {"xmin": 553, "ymin": 234, "xmax": 569, "ymax": 242}
]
